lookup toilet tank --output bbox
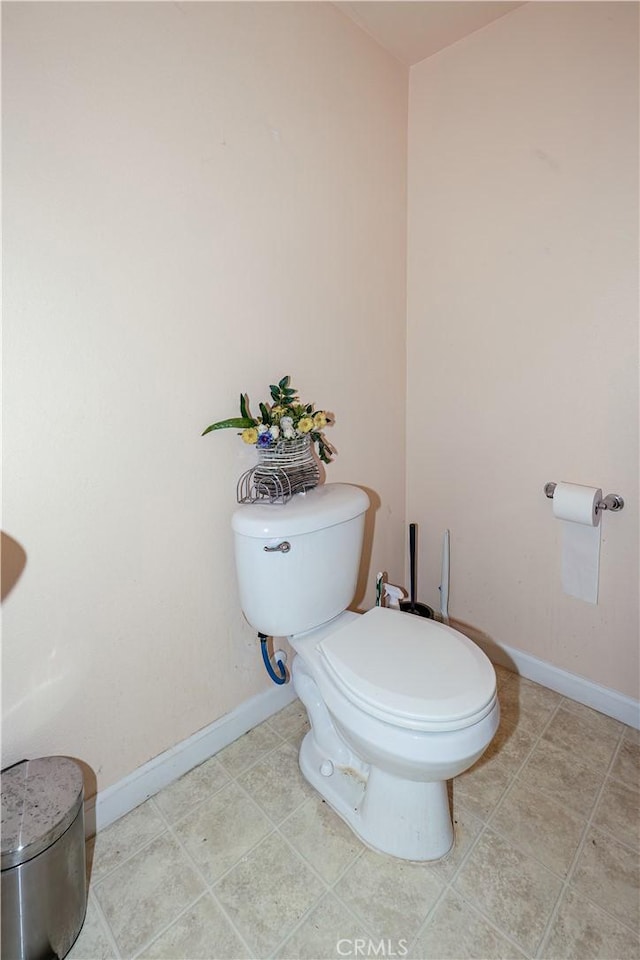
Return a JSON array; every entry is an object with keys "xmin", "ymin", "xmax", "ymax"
[{"xmin": 231, "ymin": 483, "xmax": 370, "ymax": 638}]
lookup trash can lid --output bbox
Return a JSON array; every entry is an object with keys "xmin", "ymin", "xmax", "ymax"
[{"xmin": 1, "ymin": 757, "xmax": 84, "ymax": 870}]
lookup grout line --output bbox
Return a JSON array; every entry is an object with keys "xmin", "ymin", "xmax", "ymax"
[
  {"xmin": 152, "ymin": 774, "xmax": 232, "ymax": 831},
  {"xmin": 444, "ymin": 699, "xmax": 565, "ymax": 960},
  {"xmin": 233, "ymin": 769, "xmax": 315, "ymax": 833},
  {"xmin": 164, "ymin": 791, "xmax": 277, "ymax": 889},
  {"xmin": 399, "ymin": 693, "xmax": 560, "ymax": 954},
  {"xmin": 88, "ymin": 693, "xmax": 639, "ymax": 960},
  {"xmin": 534, "ymin": 722, "xmax": 636, "ymax": 958},
  {"xmin": 563, "ymin": 723, "xmax": 629, "ymax": 886},
  {"xmin": 446, "ymin": 884, "xmax": 535, "ymax": 959},
  {"xmin": 89, "ymin": 721, "xmax": 302, "ymax": 959},
  {"xmin": 216, "ymin": 736, "xmax": 290, "ymax": 781},
  {"xmin": 206, "ymin": 820, "xmax": 334, "ymax": 960},
  {"xmin": 157, "ymin": 731, "xmax": 339, "ymax": 958},
  {"xmin": 266, "ymin": 883, "xmax": 378, "ymax": 960},
  {"xmin": 401, "ymin": 804, "xmax": 498, "ymax": 955},
  {"xmin": 83, "ymin": 888, "xmax": 123, "ymax": 960},
  {"xmin": 266, "ymin": 889, "xmax": 335, "ymax": 959},
  {"xmin": 161, "ymin": 804, "xmax": 262, "ymax": 957},
  {"xmin": 404, "ymin": 881, "xmax": 450, "ymax": 956},
  {"xmin": 270, "ymin": 821, "xmax": 338, "ymax": 888},
  {"xmin": 129, "ymin": 890, "xmax": 212, "ymax": 960},
  {"xmin": 606, "ymin": 723, "xmax": 637, "ymax": 788},
  {"xmin": 91, "ymin": 805, "xmax": 168, "ymax": 888}
]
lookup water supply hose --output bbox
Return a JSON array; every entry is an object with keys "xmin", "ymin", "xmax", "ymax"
[{"xmin": 258, "ymin": 633, "xmax": 288, "ymax": 685}]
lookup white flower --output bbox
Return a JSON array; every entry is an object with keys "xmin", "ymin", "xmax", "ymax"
[
  {"xmin": 269, "ymin": 425, "xmax": 280, "ymax": 440},
  {"xmin": 257, "ymin": 424, "xmax": 269, "ymax": 434},
  {"xmin": 280, "ymin": 415, "xmax": 295, "ymax": 440}
]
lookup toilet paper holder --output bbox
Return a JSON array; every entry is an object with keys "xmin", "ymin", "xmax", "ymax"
[{"xmin": 544, "ymin": 483, "xmax": 624, "ymax": 513}]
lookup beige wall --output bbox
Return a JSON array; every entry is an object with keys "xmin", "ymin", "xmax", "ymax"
[
  {"xmin": 2, "ymin": 2, "xmax": 408, "ymax": 790},
  {"xmin": 4, "ymin": 0, "xmax": 638, "ymax": 799},
  {"xmin": 407, "ymin": 2, "xmax": 639, "ymax": 698}
]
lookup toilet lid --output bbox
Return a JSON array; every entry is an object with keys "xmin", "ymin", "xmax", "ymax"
[{"xmin": 318, "ymin": 607, "xmax": 496, "ymax": 730}]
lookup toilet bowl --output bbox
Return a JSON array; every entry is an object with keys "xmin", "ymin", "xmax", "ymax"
[
  {"xmin": 290, "ymin": 607, "xmax": 499, "ymax": 860},
  {"xmin": 231, "ymin": 483, "xmax": 499, "ymax": 861}
]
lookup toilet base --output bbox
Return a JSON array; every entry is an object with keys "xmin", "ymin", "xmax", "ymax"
[{"xmin": 298, "ymin": 731, "xmax": 454, "ymax": 861}]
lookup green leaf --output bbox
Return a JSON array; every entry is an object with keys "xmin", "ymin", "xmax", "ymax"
[
  {"xmin": 259, "ymin": 402, "xmax": 271, "ymax": 425},
  {"xmin": 240, "ymin": 393, "xmax": 250, "ymax": 420},
  {"xmin": 316, "ymin": 434, "xmax": 335, "ymax": 464},
  {"xmin": 278, "ymin": 376, "xmax": 290, "ymax": 389},
  {"xmin": 202, "ymin": 417, "xmax": 255, "ymax": 436},
  {"xmin": 269, "ymin": 385, "xmax": 280, "ymax": 402}
]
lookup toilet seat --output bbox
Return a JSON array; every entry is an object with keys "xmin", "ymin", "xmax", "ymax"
[{"xmin": 317, "ymin": 607, "xmax": 496, "ymax": 733}]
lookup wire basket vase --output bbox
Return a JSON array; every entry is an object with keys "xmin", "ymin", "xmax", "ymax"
[{"xmin": 237, "ymin": 436, "xmax": 320, "ymax": 504}]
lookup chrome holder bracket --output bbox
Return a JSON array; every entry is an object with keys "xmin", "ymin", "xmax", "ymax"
[{"xmin": 544, "ymin": 482, "xmax": 624, "ymax": 513}]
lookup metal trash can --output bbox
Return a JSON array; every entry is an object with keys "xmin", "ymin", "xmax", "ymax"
[{"xmin": 1, "ymin": 757, "xmax": 87, "ymax": 960}]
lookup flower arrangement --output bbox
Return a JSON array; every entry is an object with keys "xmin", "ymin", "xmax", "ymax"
[{"xmin": 202, "ymin": 375, "xmax": 336, "ymax": 464}]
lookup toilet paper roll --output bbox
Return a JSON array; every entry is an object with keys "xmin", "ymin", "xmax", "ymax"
[
  {"xmin": 552, "ymin": 482, "xmax": 602, "ymax": 604},
  {"xmin": 552, "ymin": 482, "xmax": 602, "ymax": 527}
]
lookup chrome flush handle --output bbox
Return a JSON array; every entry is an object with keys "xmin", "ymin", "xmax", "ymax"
[{"xmin": 263, "ymin": 541, "xmax": 291, "ymax": 553}]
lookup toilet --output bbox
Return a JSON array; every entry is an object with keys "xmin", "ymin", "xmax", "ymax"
[{"xmin": 232, "ymin": 483, "xmax": 499, "ymax": 861}]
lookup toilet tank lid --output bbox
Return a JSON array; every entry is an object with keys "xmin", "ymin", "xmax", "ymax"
[{"xmin": 232, "ymin": 483, "xmax": 369, "ymax": 538}]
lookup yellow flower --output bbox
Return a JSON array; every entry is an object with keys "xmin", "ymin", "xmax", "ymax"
[
  {"xmin": 297, "ymin": 417, "xmax": 313, "ymax": 434},
  {"xmin": 313, "ymin": 412, "xmax": 327, "ymax": 430},
  {"xmin": 241, "ymin": 427, "xmax": 258, "ymax": 444}
]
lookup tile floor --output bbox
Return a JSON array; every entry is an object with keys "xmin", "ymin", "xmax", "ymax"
[{"xmin": 70, "ymin": 667, "xmax": 640, "ymax": 960}]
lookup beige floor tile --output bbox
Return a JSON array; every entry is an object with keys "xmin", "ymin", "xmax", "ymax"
[
  {"xmin": 409, "ymin": 889, "xmax": 527, "ymax": 960},
  {"xmin": 67, "ymin": 894, "xmax": 117, "ymax": 960},
  {"xmin": 285, "ymin": 795, "xmax": 364, "ymax": 883},
  {"xmin": 494, "ymin": 664, "xmax": 517, "ymax": 691},
  {"xmin": 622, "ymin": 724, "xmax": 640, "ymax": 745},
  {"xmin": 334, "ymin": 848, "xmax": 444, "ymax": 942},
  {"xmin": 138, "ymin": 892, "xmax": 251, "ymax": 959},
  {"xmin": 153, "ymin": 756, "xmax": 230, "ymax": 823},
  {"xmin": 541, "ymin": 886, "xmax": 640, "ymax": 960},
  {"xmin": 518, "ymin": 737, "xmax": 605, "ymax": 818},
  {"xmin": 216, "ymin": 721, "xmax": 283, "ymax": 778},
  {"xmin": 498, "ymin": 678, "xmax": 561, "ymax": 733},
  {"xmin": 482, "ymin": 718, "xmax": 539, "ymax": 775},
  {"xmin": 542, "ymin": 705, "xmax": 622, "ymax": 774},
  {"xmin": 82, "ymin": 689, "xmax": 638, "ymax": 960},
  {"xmin": 268, "ymin": 698, "xmax": 311, "ymax": 743},
  {"xmin": 611, "ymin": 735, "xmax": 640, "ymax": 789},
  {"xmin": 94, "ymin": 832, "xmax": 205, "ymax": 957},
  {"xmin": 90, "ymin": 799, "xmax": 166, "ymax": 884},
  {"xmin": 571, "ymin": 827, "xmax": 640, "ymax": 933},
  {"xmin": 239, "ymin": 738, "xmax": 314, "ymax": 824},
  {"xmin": 593, "ymin": 777, "xmax": 640, "ymax": 849},
  {"xmin": 275, "ymin": 893, "xmax": 371, "ymax": 960},
  {"xmin": 491, "ymin": 778, "xmax": 586, "ymax": 877},
  {"xmin": 453, "ymin": 756, "xmax": 512, "ymax": 822},
  {"xmin": 172, "ymin": 780, "xmax": 273, "ymax": 885},
  {"xmin": 454, "ymin": 828, "xmax": 562, "ymax": 956},
  {"xmin": 214, "ymin": 831, "xmax": 325, "ymax": 958},
  {"xmin": 560, "ymin": 697, "xmax": 625, "ymax": 727}
]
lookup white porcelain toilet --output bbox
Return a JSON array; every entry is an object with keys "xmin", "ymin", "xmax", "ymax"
[{"xmin": 232, "ymin": 483, "xmax": 499, "ymax": 861}]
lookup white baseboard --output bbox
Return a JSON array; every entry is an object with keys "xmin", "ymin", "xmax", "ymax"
[
  {"xmin": 85, "ymin": 681, "xmax": 297, "ymax": 837},
  {"xmin": 85, "ymin": 639, "xmax": 639, "ymax": 838},
  {"xmin": 474, "ymin": 635, "xmax": 640, "ymax": 730}
]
